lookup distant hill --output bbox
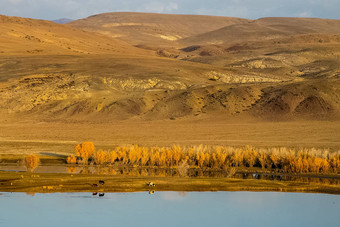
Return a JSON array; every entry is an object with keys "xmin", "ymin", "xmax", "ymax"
[
  {"xmin": 52, "ymin": 18, "xmax": 74, "ymax": 24},
  {"xmin": 69, "ymin": 13, "xmax": 340, "ymax": 48},
  {"xmin": 69, "ymin": 12, "xmax": 248, "ymax": 46},
  {"xmin": 180, "ymin": 17, "xmax": 340, "ymax": 45},
  {"xmin": 0, "ymin": 15, "xmax": 148, "ymax": 56}
]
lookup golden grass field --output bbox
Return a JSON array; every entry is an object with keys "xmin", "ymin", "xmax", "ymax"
[{"xmin": 0, "ymin": 120, "xmax": 339, "ymax": 155}]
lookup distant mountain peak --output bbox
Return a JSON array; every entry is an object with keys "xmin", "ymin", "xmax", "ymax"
[{"xmin": 52, "ymin": 18, "xmax": 73, "ymax": 24}]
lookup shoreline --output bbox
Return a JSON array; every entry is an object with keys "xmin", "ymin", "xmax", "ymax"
[{"xmin": 1, "ymin": 171, "xmax": 339, "ymax": 195}]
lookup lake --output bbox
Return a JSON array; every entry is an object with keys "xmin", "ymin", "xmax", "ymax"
[{"xmin": 0, "ymin": 191, "xmax": 339, "ymax": 227}]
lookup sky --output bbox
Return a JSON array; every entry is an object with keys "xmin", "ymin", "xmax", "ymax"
[{"xmin": 1, "ymin": 0, "xmax": 339, "ymax": 20}]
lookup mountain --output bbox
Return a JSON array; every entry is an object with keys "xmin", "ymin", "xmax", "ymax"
[
  {"xmin": 69, "ymin": 13, "xmax": 340, "ymax": 49},
  {"xmin": 52, "ymin": 18, "xmax": 74, "ymax": 24},
  {"xmin": 69, "ymin": 12, "xmax": 248, "ymax": 46},
  {"xmin": 0, "ymin": 15, "xmax": 149, "ymax": 56},
  {"xmin": 180, "ymin": 17, "xmax": 340, "ymax": 45}
]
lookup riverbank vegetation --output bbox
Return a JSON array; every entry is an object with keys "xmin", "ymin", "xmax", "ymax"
[
  {"xmin": 67, "ymin": 142, "xmax": 340, "ymax": 174},
  {"xmin": 24, "ymin": 154, "xmax": 40, "ymax": 172}
]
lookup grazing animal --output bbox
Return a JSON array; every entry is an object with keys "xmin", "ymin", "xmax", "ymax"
[
  {"xmin": 99, "ymin": 180, "xmax": 105, "ymax": 185},
  {"xmin": 99, "ymin": 193, "xmax": 105, "ymax": 197},
  {"xmin": 147, "ymin": 182, "xmax": 156, "ymax": 187},
  {"xmin": 252, "ymin": 173, "xmax": 260, "ymax": 179},
  {"xmin": 149, "ymin": 190, "xmax": 155, "ymax": 195},
  {"xmin": 92, "ymin": 184, "xmax": 98, "ymax": 187},
  {"xmin": 92, "ymin": 192, "xmax": 98, "ymax": 196}
]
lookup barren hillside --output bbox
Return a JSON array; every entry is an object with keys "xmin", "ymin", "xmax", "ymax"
[
  {"xmin": 180, "ymin": 17, "xmax": 340, "ymax": 45},
  {"xmin": 69, "ymin": 12, "xmax": 248, "ymax": 46},
  {"xmin": 0, "ymin": 15, "xmax": 148, "ymax": 55},
  {"xmin": 0, "ymin": 13, "xmax": 339, "ymax": 123}
]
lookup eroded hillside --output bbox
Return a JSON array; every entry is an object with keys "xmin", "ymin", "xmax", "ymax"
[{"xmin": 0, "ymin": 13, "xmax": 339, "ymax": 122}]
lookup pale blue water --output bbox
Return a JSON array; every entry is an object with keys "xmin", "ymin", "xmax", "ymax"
[{"xmin": 0, "ymin": 191, "xmax": 339, "ymax": 227}]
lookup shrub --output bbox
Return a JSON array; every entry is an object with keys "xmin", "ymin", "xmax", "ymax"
[
  {"xmin": 94, "ymin": 150, "xmax": 107, "ymax": 165},
  {"xmin": 66, "ymin": 155, "xmax": 77, "ymax": 164},
  {"xmin": 24, "ymin": 154, "xmax": 40, "ymax": 172},
  {"xmin": 75, "ymin": 141, "xmax": 95, "ymax": 164},
  {"xmin": 107, "ymin": 150, "xmax": 118, "ymax": 164}
]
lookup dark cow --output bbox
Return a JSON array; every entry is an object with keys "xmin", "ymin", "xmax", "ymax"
[
  {"xmin": 99, "ymin": 193, "xmax": 105, "ymax": 197},
  {"xmin": 99, "ymin": 180, "xmax": 105, "ymax": 185}
]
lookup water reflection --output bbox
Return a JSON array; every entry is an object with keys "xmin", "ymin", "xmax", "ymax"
[
  {"xmin": 66, "ymin": 166, "xmax": 340, "ymax": 185},
  {"xmin": 1, "ymin": 164, "xmax": 339, "ymax": 185},
  {"xmin": 91, "ymin": 192, "xmax": 105, "ymax": 197},
  {"xmin": 234, "ymin": 172, "xmax": 340, "ymax": 185},
  {"xmin": 67, "ymin": 166, "xmax": 77, "ymax": 173},
  {"xmin": 25, "ymin": 192, "xmax": 36, "ymax": 196},
  {"xmin": 161, "ymin": 191, "xmax": 187, "ymax": 201}
]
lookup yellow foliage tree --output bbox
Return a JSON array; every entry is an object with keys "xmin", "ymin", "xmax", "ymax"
[
  {"xmin": 140, "ymin": 147, "xmax": 149, "ymax": 166},
  {"xmin": 321, "ymin": 159, "xmax": 330, "ymax": 173},
  {"xmin": 107, "ymin": 150, "xmax": 118, "ymax": 164},
  {"xmin": 259, "ymin": 152, "xmax": 268, "ymax": 170},
  {"xmin": 94, "ymin": 150, "xmax": 107, "ymax": 165},
  {"xmin": 233, "ymin": 151, "xmax": 244, "ymax": 167},
  {"xmin": 302, "ymin": 158, "xmax": 310, "ymax": 173},
  {"xmin": 149, "ymin": 151, "xmax": 156, "ymax": 166},
  {"xmin": 65, "ymin": 143, "xmax": 336, "ymax": 174},
  {"xmin": 67, "ymin": 155, "xmax": 77, "ymax": 164},
  {"xmin": 270, "ymin": 151, "xmax": 280, "ymax": 170},
  {"xmin": 75, "ymin": 141, "xmax": 95, "ymax": 164},
  {"xmin": 25, "ymin": 154, "xmax": 40, "ymax": 172},
  {"xmin": 159, "ymin": 152, "xmax": 167, "ymax": 166},
  {"xmin": 187, "ymin": 148, "xmax": 194, "ymax": 166},
  {"xmin": 204, "ymin": 153, "xmax": 211, "ymax": 167},
  {"xmin": 196, "ymin": 152, "xmax": 205, "ymax": 168},
  {"xmin": 128, "ymin": 146, "xmax": 141, "ymax": 165},
  {"xmin": 172, "ymin": 145, "xmax": 182, "ymax": 166},
  {"xmin": 118, "ymin": 150, "xmax": 128, "ymax": 164},
  {"xmin": 314, "ymin": 157, "xmax": 323, "ymax": 173}
]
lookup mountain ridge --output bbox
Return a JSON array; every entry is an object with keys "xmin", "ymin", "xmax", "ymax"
[{"xmin": 52, "ymin": 18, "xmax": 74, "ymax": 24}]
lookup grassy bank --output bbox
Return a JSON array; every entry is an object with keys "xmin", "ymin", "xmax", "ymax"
[{"xmin": 0, "ymin": 171, "xmax": 339, "ymax": 194}]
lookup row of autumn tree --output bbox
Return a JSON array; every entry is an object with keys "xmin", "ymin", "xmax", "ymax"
[{"xmin": 67, "ymin": 142, "xmax": 340, "ymax": 174}]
